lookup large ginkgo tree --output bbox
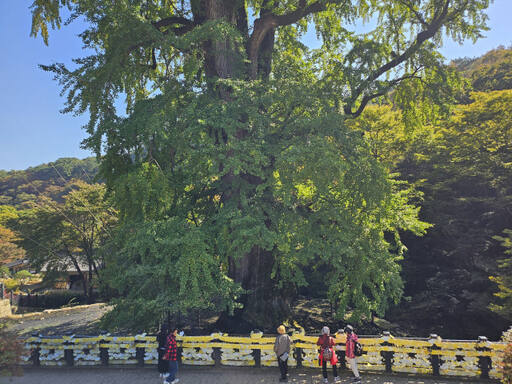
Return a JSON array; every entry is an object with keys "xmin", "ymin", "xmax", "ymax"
[{"xmin": 30, "ymin": 0, "xmax": 490, "ymax": 330}]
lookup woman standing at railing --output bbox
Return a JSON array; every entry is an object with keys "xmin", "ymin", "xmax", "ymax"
[
  {"xmin": 274, "ymin": 325, "xmax": 291, "ymax": 382},
  {"xmin": 317, "ymin": 326, "xmax": 341, "ymax": 383},
  {"xmin": 344, "ymin": 325, "xmax": 361, "ymax": 382}
]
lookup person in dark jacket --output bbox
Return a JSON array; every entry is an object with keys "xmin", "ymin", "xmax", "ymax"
[
  {"xmin": 157, "ymin": 323, "xmax": 170, "ymax": 379},
  {"xmin": 163, "ymin": 326, "xmax": 179, "ymax": 384},
  {"xmin": 274, "ymin": 325, "xmax": 291, "ymax": 382},
  {"xmin": 316, "ymin": 326, "xmax": 340, "ymax": 383},
  {"xmin": 344, "ymin": 325, "xmax": 361, "ymax": 382}
]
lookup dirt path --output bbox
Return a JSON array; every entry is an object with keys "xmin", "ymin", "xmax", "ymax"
[{"xmin": 6, "ymin": 304, "xmax": 110, "ymax": 335}]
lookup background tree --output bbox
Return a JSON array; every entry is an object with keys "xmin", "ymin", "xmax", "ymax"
[
  {"xmin": 30, "ymin": 0, "xmax": 492, "ymax": 330},
  {"xmin": 0, "ymin": 206, "xmax": 25, "ymax": 264},
  {"xmin": 385, "ymin": 89, "xmax": 512, "ymax": 338},
  {"xmin": 18, "ymin": 181, "xmax": 116, "ymax": 302},
  {"xmin": 491, "ymin": 229, "xmax": 512, "ymax": 320},
  {"xmin": 0, "ymin": 322, "xmax": 24, "ymax": 376}
]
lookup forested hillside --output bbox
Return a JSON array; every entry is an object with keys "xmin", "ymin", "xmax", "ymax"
[
  {"xmin": 454, "ymin": 46, "xmax": 512, "ymax": 91},
  {"xmin": 0, "ymin": 157, "xmax": 99, "ymax": 207}
]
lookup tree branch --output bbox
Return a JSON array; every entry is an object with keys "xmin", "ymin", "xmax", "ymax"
[
  {"xmin": 344, "ymin": 0, "xmax": 451, "ymax": 116},
  {"xmin": 152, "ymin": 16, "xmax": 196, "ymax": 34},
  {"xmin": 125, "ymin": 16, "xmax": 197, "ymax": 66},
  {"xmin": 397, "ymin": 0, "xmax": 428, "ymax": 28},
  {"xmin": 345, "ymin": 69, "xmax": 423, "ymax": 118},
  {"xmin": 247, "ymin": 0, "xmax": 327, "ymax": 79}
]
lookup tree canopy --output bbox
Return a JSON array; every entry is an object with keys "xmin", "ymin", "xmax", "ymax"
[{"xmin": 30, "ymin": 0, "xmax": 493, "ymax": 330}]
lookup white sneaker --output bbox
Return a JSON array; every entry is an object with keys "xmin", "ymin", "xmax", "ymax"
[
  {"xmin": 323, "ymin": 379, "xmax": 329, "ymax": 384},
  {"xmin": 171, "ymin": 380, "xmax": 179, "ymax": 384},
  {"xmin": 334, "ymin": 377, "xmax": 341, "ymax": 383}
]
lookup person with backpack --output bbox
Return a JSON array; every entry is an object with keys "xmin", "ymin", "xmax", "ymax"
[
  {"xmin": 344, "ymin": 325, "xmax": 362, "ymax": 382},
  {"xmin": 316, "ymin": 326, "xmax": 341, "ymax": 383},
  {"xmin": 163, "ymin": 325, "xmax": 179, "ymax": 384},
  {"xmin": 157, "ymin": 323, "xmax": 170, "ymax": 380},
  {"xmin": 274, "ymin": 325, "xmax": 291, "ymax": 382}
]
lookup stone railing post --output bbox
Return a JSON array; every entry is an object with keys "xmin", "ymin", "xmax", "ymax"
[
  {"xmin": 29, "ymin": 333, "xmax": 40, "ymax": 367},
  {"xmin": 136, "ymin": 346, "xmax": 145, "ymax": 367},
  {"xmin": 99, "ymin": 333, "xmax": 109, "ymax": 366},
  {"xmin": 380, "ymin": 331, "xmax": 394, "ymax": 373},
  {"xmin": 294, "ymin": 345, "xmax": 303, "ymax": 368},
  {"xmin": 212, "ymin": 347, "xmax": 222, "ymax": 367},
  {"xmin": 477, "ymin": 336, "xmax": 491, "ymax": 379},
  {"xmin": 337, "ymin": 346, "xmax": 346, "ymax": 371},
  {"xmin": 177, "ymin": 344, "xmax": 183, "ymax": 364},
  {"xmin": 429, "ymin": 334, "xmax": 441, "ymax": 376},
  {"xmin": 252, "ymin": 348, "xmax": 261, "ymax": 368},
  {"xmin": 63, "ymin": 333, "xmax": 75, "ymax": 367}
]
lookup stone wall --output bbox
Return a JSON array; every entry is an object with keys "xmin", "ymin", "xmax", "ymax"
[{"xmin": 0, "ymin": 298, "xmax": 12, "ymax": 317}]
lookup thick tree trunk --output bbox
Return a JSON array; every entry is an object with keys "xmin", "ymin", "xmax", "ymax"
[
  {"xmin": 88, "ymin": 262, "xmax": 94, "ymax": 304},
  {"xmin": 69, "ymin": 253, "xmax": 88, "ymax": 299},
  {"xmin": 203, "ymin": 0, "xmax": 241, "ymax": 79},
  {"xmin": 194, "ymin": 1, "xmax": 288, "ymax": 329}
]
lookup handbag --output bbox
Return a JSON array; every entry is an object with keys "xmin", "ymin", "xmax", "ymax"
[{"xmin": 279, "ymin": 352, "xmax": 289, "ymax": 361}]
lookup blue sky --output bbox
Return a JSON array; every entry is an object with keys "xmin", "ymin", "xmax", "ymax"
[{"xmin": 1, "ymin": 1, "xmax": 511, "ymax": 171}]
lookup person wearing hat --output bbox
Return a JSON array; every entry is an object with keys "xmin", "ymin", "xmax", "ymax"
[
  {"xmin": 344, "ymin": 325, "xmax": 361, "ymax": 382},
  {"xmin": 274, "ymin": 325, "xmax": 291, "ymax": 382},
  {"xmin": 316, "ymin": 326, "xmax": 341, "ymax": 383}
]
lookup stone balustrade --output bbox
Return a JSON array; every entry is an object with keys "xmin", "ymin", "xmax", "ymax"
[{"xmin": 22, "ymin": 332, "xmax": 507, "ymax": 380}]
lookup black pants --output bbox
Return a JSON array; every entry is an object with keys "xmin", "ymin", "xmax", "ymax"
[
  {"xmin": 278, "ymin": 357, "xmax": 288, "ymax": 379},
  {"xmin": 322, "ymin": 360, "xmax": 338, "ymax": 379}
]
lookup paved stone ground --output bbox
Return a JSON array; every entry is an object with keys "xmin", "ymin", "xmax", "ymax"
[{"xmin": 1, "ymin": 366, "xmax": 496, "ymax": 384}]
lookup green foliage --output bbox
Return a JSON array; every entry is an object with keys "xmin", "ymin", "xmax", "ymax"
[
  {"xmin": 101, "ymin": 217, "xmax": 243, "ymax": 331},
  {"xmin": 491, "ymin": 229, "xmax": 512, "ymax": 320},
  {"xmin": 1, "ymin": 270, "xmax": 35, "ymax": 293},
  {"xmin": 14, "ymin": 270, "xmax": 32, "ymax": 280},
  {"xmin": 29, "ymin": 0, "xmax": 493, "ymax": 330},
  {"xmin": 0, "ymin": 266, "xmax": 10, "ymax": 278},
  {"xmin": 17, "ymin": 181, "xmax": 116, "ymax": 300},
  {"xmin": 3, "ymin": 279, "xmax": 20, "ymax": 292},
  {"xmin": 0, "ymin": 206, "xmax": 25, "ymax": 264},
  {"xmin": 96, "ymin": 78, "xmax": 431, "ymax": 328},
  {"xmin": 500, "ymin": 327, "xmax": 512, "ymax": 384}
]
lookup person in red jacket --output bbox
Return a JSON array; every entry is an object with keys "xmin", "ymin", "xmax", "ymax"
[
  {"xmin": 163, "ymin": 326, "xmax": 179, "ymax": 384},
  {"xmin": 344, "ymin": 325, "xmax": 361, "ymax": 382},
  {"xmin": 316, "ymin": 326, "xmax": 340, "ymax": 383}
]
